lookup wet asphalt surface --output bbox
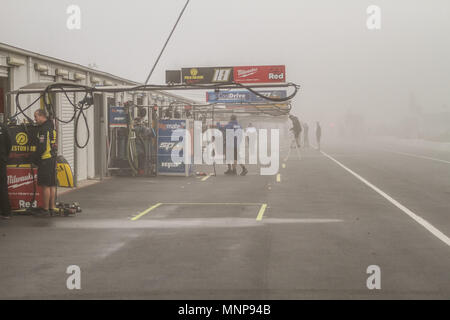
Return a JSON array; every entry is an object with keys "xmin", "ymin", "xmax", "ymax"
[{"xmin": 1, "ymin": 138, "xmax": 449, "ymax": 299}]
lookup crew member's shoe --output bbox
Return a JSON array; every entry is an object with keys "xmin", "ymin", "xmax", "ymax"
[
  {"xmin": 225, "ymin": 169, "xmax": 237, "ymax": 175},
  {"xmin": 32, "ymin": 208, "xmax": 50, "ymax": 218},
  {"xmin": 0, "ymin": 214, "xmax": 11, "ymax": 220},
  {"xmin": 240, "ymin": 167, "xmax": 248, "ymax": 176}
]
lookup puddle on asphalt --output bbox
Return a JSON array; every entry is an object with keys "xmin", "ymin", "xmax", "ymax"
[{"xmin": 52, "ymin": 218, "xmax": 343, "ymax": 229}]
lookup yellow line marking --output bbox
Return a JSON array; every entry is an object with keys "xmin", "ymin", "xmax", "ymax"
[
  {"xmin": 201, "ymin": 174, "xmax": 212, "ymax": 181},
  {"xmin": 276, "ymin": 173, "xmax": 281, "ymax": 182},
  {"xmin": 131, "ymin": 203, "xmax": 162, "ymax": 221},
  {"xmin": 282, "ymin": 163, "xmax": 286, "ymax": 168},
  {"xmin": 256, "ymin": 204, "xmax": 268, "ymax": 221},
  {"xmin": 132, "ymin": 202, "xmax": 267, "ymax": 222},
  {"xmin": 162, "ymin": 202, "xmax": 261, "ymax": 206}
]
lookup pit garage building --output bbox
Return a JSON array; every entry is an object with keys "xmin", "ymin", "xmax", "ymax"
[{"xmin": 0, "ymin": 42, "xmax": 197, "ymax": 185}]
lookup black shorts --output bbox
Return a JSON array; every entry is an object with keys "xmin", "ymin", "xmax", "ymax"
[{"xmin": 38, "ymin": 158, "xmax": 57, "ymax": 187}]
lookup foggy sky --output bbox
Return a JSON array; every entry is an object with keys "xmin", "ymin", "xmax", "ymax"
[{"xmin": 1, "ymin": 0, "xmax": 449, "ymax": 125}]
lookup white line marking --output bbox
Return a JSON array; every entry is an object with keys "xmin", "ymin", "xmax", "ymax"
[
  {"xmin": 321, "ymin": 150, "xmax": 450, "ymax": 247},
  {"xmin": 382, "ymin": 149, "xmax": 450, "ymax": 165}
]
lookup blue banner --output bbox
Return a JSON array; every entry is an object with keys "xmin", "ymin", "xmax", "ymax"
[
  {"xmin": 157, "ymin": 120, "xmax": 191, "ymax": 175},
  {"xmin": 206, "ymin": 90, "xmax": 287, "ymax": 104},
  {"xmin": 108, "ymin": 106, "xmax": 128, "ymax": 128}
]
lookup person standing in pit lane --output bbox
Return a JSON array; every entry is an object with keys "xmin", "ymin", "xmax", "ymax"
[
  {"xmin": 32, "ymin": 109, "xmax": 58, "ymax": 217},
  {"xmin": 303, "ymin": 122, "xmax": 310, "ymax": 148},
  {"xmin": 0, "ymin": 122, "xmax": 12, "ymax": 219},
  {"xmin": 222, "ymin": 115, "xmax": 248, "ymax": 176},
  {"xmin": 289, "ymin": 115, "xmax": 302, "ymax": 148},
  {"xmin": 316, "ymin": 121, "xmax": 322, "ymax": 151}
]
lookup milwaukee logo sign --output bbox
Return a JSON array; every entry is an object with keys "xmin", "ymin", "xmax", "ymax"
[
  {"xmin": 7, "ymin": 167, "xmax": 43, "ymax": 210},
  {"xmin": 234, "ymin": 65, "xmax": 286, "ymax": 84},
  {"xmin": 236, "ymin": 68, "xmax": 258, "ymax": 78},
  {"xmin": 8, "ymin": 173, "xmax": 37, "ymax": 189}
]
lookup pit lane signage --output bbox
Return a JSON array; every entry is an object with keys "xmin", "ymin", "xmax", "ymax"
[
  {"xmin": 181, "ymin": 67, "xmax": 233, "ymax": 84},
  {"xmin": 180, "ymin": 65, "xmax": 286, "ymax": 84},
  {"xmin": 157, "ymin": 119, "xmax": 193, "ymax": 176},
  {"xmin": 7, "ymin": 167, "xmax": 43, "ymax": 210},
  {"xmin": 165, "ymin": 70, "xmax": 182, "ymax": 84},
  {"xmin": 206, "ymin": 90, "xmax": 287, "ymax": 103},
  {"xmin": 108, "ymin": 106, "xmax": 128, "ymax": 128},
  {"xmin": 7, "ymin": 125, "xmax": 38, "ymax": 165},
  {"xmin": 233, "ymin": 65, "xmax": 286, "ymax": 83}
]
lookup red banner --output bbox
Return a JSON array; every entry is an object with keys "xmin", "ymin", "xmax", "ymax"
[
  {"xmin": 233, "ymin": 65, "xmax": 286, "ymax": 83},
  {"xmin": 7, "ymin": 167, "xmax": 43, "ymax": 210}
]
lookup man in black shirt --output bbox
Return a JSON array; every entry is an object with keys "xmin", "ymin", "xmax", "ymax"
[
  {"xmin": 134, "ymin": 117, "xmax": 154, "ymax": 175},
  {"xmin": 0, "ymin": 122, "xmax": 12, "ymax": 219},
  {"xmin": 33, "ymin": 109, "xmax": 57, "ymax": 216},
  {"xmin": 316, "ymin": 122, "xmax": 322, "ymax": 151},
  {"xmin": 303, "ymin": 122, "xmax": 310, "ymax": 148},
  {"xmin": 289, "ymin": 115, "xmax": 302, "ymax": 148}
]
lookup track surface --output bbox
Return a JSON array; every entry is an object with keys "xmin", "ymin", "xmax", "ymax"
[{"xmin": 1, "ymin": 138, "xmax": 449, "ymax": 299}]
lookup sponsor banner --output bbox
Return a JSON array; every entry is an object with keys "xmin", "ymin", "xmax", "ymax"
[
  {"xmin": 158, "ymin": 120, "xmax": 186, "ymax": 136},
  {"xmin": 181, "ymin": 67, "xmax": 233, "ymax": 84},
  {"xmin": 206, "ymin": 90, "xmax": 287, "ymax": 103},
  {"xmin": 7, "ymin": 124, "xmax": 38, "ymax": 165},
  {"xmin": 7, "ymin": 167, "xmax": 43, "ymax": 210},
  {"xmin": 225, "ymin": 104, "xmax": 289, "ymax": 110},
  {"xmin": 157, "ymin": 136, "xmax": 184, "ymax": 157},
  {"xmin": 157, "ymin": 155, "xmax": 186, "ymax": 174},
  {"xmin": 109, "ymin": 106, "xmax": 128, "ymax": 128},
  {"xmin": 233, "ymin": 65, "xmax": 286, "ymax": 83},
  {"xmin": 165, "ymin": 70, "xmax": 182, "ymax": 84},
  {"xmin": 157, "ymin": 120, "xmax": 192, "ymax": 176}
]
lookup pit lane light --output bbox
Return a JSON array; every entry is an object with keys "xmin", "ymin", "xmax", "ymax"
[
  {"xmin": 74, "ymin": 73, "xmax": 86, "ymax": 81},
  {"xmin": 56, "ymin": 69, "xmax": 69, "ymax": 77},
  {"xmin": 34, "ymin": 63, "xmax": 49, "ymax": 73},
  {"xmin": 91, "ymin": 76, "xmax": 101, "ymax": 84},
  {"xmin": 7, "ymin": 57, "xmax": 25, "ymax": 67}
]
